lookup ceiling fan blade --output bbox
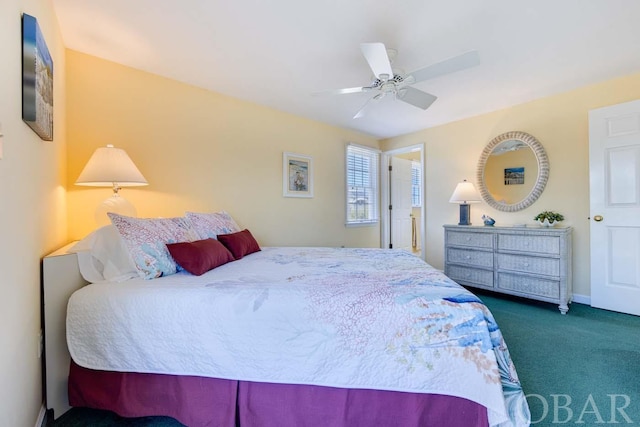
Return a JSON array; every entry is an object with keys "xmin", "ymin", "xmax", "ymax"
[
  {"xmin": 353, "ymin": 93, "xmax": 384, "ymax": 119},
  {"xmin": 407, "ymin": 50, "xmax": 480, "ymax": 84},
  {"xmin": 312, "ymin": 86, "xmax": 369, "ymax": 96},
  {"xmin": 360, "ymin": 43, "xmax": 394, "ymax": 80},
  {"xmin": 397, "ymin": 86, "xmax": 437, "ymax": 110}
]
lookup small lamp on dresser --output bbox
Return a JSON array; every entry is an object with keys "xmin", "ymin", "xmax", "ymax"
[{"xmin": 449, "ymin": 180, "xmax": 481, "ymax": 225}]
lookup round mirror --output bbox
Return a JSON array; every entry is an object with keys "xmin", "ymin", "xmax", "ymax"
[{"xmin": 476, "ymin": 131, "xmax": 549, "ymax": 212}]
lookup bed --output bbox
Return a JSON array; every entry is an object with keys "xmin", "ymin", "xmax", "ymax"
[{"xmin": 43, "ymin": 212, "xmax": 531, "ymax": 427}]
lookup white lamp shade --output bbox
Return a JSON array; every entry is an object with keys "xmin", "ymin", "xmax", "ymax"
[
  {"xmin": 76, "ymin": 145, "xmax": 148, "ymax": 187},
  {"xmin": 449, "ymin": 180, "xmax": 481, "ymax": 204}
]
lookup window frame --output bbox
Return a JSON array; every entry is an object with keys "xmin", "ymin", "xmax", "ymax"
[{"xmin": 345, "ymin": 143, "xmax": 380, "ymax": 227}]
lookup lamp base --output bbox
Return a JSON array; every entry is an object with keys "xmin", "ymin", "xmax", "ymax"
[
  {"xmin": 95, "ymin": 194, "xmax": 137, "ymax": 226},
  {"xmin": 458, "ymin": 204, "xmax": 471, "ymax": 226}
]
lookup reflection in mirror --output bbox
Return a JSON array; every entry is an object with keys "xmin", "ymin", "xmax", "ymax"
[
  {"xmin": 484, "ymin": 140, "xmax": 538, "ymax": 204},
  {"xmin": 476, "ymin": 131, "xmax": 549, "ymax": 212}
]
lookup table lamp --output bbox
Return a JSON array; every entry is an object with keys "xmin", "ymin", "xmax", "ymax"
[
  {"xmin": 449, "ymin": 180, "xmax": 481, "ymax": 225},
  {"xmin": 75, "ymin": 144, "xmax": 148, "ymax": 225}
]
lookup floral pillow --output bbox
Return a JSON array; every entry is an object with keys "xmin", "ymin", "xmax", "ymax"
[
  {"xmin": 185, "ymin": 211, "xmax": 241, "ymax": 240},
  {"xmin": 108, "ymin": 213, "xmax": 199, "ymax": 279}
]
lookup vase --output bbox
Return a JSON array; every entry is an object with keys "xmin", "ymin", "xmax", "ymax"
[
  {"xmin": 482, "ymin": 215, "xmax": 495, "ymax": 226},
  {"xmin": 538, "ymin": 219, "xmax": 554, "ymax": 227}
]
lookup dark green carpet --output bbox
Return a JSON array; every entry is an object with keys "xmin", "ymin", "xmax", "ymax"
[
  {"xmin": 53, "ymin": 291, "xmax": 640, "ymax": 426},
  {"xmin": 477, "ymin": 290, "xmax": 640, "ymax": 426},
  {"xmin": 53, "ymin": 407, "xmax": 184, "ymax": 426}
]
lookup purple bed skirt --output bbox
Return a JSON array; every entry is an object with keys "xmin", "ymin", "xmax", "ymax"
[{"xmin": 68, "ymin": 361, "xmax": 489, "ymax": 427}]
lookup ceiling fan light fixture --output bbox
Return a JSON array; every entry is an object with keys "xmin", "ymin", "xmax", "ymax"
[
  {"xmin": 380, "ymin": 82, "xmax": 396, "ymax": 93},
  {"xmin": 317, "ymin": 43, "xmax": 480, "ymax": 119}
]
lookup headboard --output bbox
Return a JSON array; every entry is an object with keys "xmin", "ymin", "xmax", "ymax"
[{"xmin": 42, "ymin": 243, "xmax": 88, "ymax": 419}]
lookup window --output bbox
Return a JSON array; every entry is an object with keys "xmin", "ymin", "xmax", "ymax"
[
  {"xmin": 346, "ymin": 144, "xmax": 380, "ymax": 225},
  {"xmin": 411, "ymin": 161, "xmax": 422, "ymax": 207}
]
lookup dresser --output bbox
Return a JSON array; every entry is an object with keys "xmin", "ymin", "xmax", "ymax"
[{"xmin": 444, "ymin": 225, "xmax": 572, "ymax": 313}]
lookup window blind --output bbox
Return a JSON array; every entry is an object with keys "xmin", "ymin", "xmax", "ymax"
[
  {"xmin": 411, "ymin": 161, "xmax": 422, "ymax": 207},
  {"xmin": 346, "ymin": 144, "xmax": 379, "ymax": 225}
]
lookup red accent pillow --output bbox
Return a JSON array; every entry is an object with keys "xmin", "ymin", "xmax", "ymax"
[
  {"xmin": 217, "ymin": 229, "xmax": 261, "ymax": 260},
  {"xmin": 166, "ymin": 238, "xmax": 235, "ymax": 276}
]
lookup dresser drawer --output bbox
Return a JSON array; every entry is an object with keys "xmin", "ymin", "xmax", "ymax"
[
  {"xmin": 448, "ymin": 248, "xmax": 493, "ymax": 268},
  {"xmin": 447, "ymin": 265, "xmax": 494, "ymax": 287},
  {"xmin": 444, "ymin": 225, "xmax": 572, "ymax": 313},
  {"xmin": 497, "ymin": 273, "xmax": 560, "ymax": 299},
  {"xmin": 497, "ymin": 254, "xmax": 560, "ymax": 277},
  {"xmin": 447, "ymin": 231, "xmax": 494, "ymax": 249},
  {"xmin": 498, "ymin": 234, "xmax": 560, "ymax": 255}
]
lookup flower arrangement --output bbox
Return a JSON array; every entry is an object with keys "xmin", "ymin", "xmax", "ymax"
[{"xmin": 534, "ymin": 211, "xmax": 565, "ymax": 226}]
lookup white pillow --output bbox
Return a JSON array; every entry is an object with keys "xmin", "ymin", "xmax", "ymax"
[{"xmin": 69, "ymin": 225, "xmax": 138, "ymax": 283}]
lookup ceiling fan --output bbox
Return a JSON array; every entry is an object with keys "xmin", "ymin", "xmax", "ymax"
[{"xmin": 319, "ymin": 43, "xmax": 480, "ymax": 119}]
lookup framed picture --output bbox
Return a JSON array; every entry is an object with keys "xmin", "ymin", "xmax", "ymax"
[
  {"xmin": 22, "ymin": 13, "xmax": 54, "ymax": 141},
  {"xmin": 504, "ymin": 167, "xmax": 524, "ymax": 185},
  {"xmin": 283, "ymin": 152, "xmax": 313, "ymax": 198}
]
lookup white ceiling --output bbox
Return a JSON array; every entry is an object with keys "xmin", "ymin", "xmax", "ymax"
[{"xmin": 52, "ymin": 0, "xmax": 640, "ymax": 139}]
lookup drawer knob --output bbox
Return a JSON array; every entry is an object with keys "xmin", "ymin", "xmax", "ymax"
[
  {"xmin": 465, "ymin": 255, "xmax": 471, "ymax": 260},
  {"xmin": 524, "ymin": 263, "xmax": 530, "ymax": 267}
]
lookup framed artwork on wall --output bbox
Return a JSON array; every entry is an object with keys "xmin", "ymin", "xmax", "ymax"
[
  {"xmin": 283, "ymin": 152, "xmax": 313, "ymax": 198},
  {"xmin": 22, "ymin": 13, "xmax": 54, "ymax": 141}
]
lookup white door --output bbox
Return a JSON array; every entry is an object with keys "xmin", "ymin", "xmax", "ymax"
[
  {"xmin": 390, "ymin": 157, "xmax": 413, "ymax": 251},
  {"xmin": 589, "ymin": 99, "xmax": 640, "ymax": 316}
]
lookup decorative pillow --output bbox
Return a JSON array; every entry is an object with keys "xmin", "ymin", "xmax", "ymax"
[
  {"xmin": 108, "ymin": 213, "xmax": 199, "ymax": 279},
  {"xmin": 166, "ymin": 238, "xmax": 235, "ymax": 276},
  {"xmin": 217, "ymin": 229, "xmax": 261, "ymax": 260},
  {"xmin": 185, "ymin": 211, "xmax": 241, "ymax": 240},
  {"xmin": 69, "ymin": 225, "xmax": 138, "ymax": 283}
]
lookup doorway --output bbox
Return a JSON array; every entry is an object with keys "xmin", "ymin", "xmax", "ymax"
[{"xmin": 381, "ymin": 144, "xmax": 426, "ymax": 260}]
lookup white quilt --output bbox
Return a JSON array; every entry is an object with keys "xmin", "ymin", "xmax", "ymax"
[{"xmin": 67, "ymin": 247, "xmax": 530, "ymax": 426}]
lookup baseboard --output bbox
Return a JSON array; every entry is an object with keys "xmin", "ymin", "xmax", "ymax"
[
  {"xmin": 572, "ymin": 293, "xmax": 591, "ymax": 305},
  {"xmin": 35, "ymin": 404, "xmax": 46, "ymax": 427}
]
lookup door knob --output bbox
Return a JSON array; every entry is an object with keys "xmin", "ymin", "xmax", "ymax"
[{"xmin": 593, "ymin": 215, "xmax": 604, "ymax": 222}]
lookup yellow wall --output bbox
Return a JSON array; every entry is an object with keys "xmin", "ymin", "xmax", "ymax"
[
  {"xmin": 0, "ymin": 0, "xmax": 68, "ymax": 425},
  {"xmin": 66, "ymin": 50, "xmax": 380, "ymax": 248},
  {"xmin": 382, "ymin": 72, "xmax": 640, "ymax": 297}
]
